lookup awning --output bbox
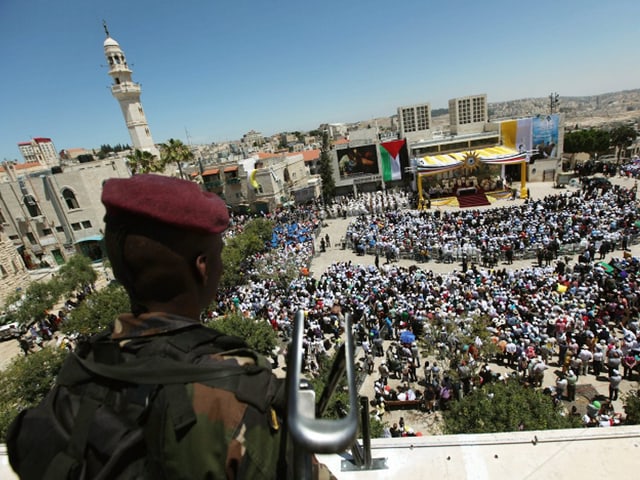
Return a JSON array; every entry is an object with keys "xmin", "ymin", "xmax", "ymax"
[
  {"xmin": 416, "ymin": 146, "xmax": 525, "ymax": 174},
  {"xmin": 223, "ymin": 166, "xmax": 238, "ymax": 173},
  {"xmin": 75, "ymin": 235, "xmax": 104, "ymax": 244},
  {"xmin": 415, "ymin": 155, "xmax": 462, "ymax": 174},
  {"xmin": 202, "ymin": 168, "xmax": 220, "ymax": 176},
  {"xmin": 477, "ymin": 146, "xmax": 527, "ymax": 165}
]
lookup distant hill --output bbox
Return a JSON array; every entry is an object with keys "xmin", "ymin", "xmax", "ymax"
[
  {"xmin": 487, "ymin": 89, "xmax": 640, "ymax": 128},
  {"xmin": 322, "ymin": 90, "xmax": 640, "ymax": 136}
]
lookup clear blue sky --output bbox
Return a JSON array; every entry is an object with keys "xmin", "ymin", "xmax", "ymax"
[{"xmin": 1, "ymin": 0, "xmax": 638, "ymax": 161}]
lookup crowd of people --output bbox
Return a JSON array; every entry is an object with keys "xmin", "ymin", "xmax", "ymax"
[
  {"xmin": 17, "ymin": 284, "xmax": 94, "ymax": 355},
  {"xmin": 344, "ymin": 183, "xmax": 638, "ymax": 265},
  {"xmin": 190, "ymin": 178, "xmax": 640, "ymax": 432},
  {"xmin": 14, "ymin": 174, "xmax": 640, "ymax": 434}
]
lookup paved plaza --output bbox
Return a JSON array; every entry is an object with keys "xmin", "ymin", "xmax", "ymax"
[{"xmin": 308, "ymin": 176, "xmax": 640, "ymax": 434}]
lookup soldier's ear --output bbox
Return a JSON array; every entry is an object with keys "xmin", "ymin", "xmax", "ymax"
[{"xmin": 195, "ymin": 254, "xmax": 208, "ymax": 284}]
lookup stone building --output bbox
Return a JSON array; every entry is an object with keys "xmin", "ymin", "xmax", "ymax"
[
  {"xmin": 0, "ymin": 231, "xmax": 30, "ymax": 306},
  {"xmin": 0, "ymin": 157, "xmax": 130, "ymax": 269}
]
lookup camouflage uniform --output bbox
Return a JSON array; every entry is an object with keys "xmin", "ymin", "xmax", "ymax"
[{"xmin": 112, "ymin": 312, "xmax": 284, "ymax": 479}]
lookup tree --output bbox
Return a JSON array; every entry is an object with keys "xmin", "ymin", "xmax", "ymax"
[
  {"xmin": 4, "ymin": 280, "xmax": 63, "ymax": 326},
  {"xmin": 242, "ymin": 218, "xmax": 274, "ymax": 244},
  {"xmin": 62, "ymin": 283, "xmax": 129, "ymax": 336},
  {"xmin": 220, "ymin": 218, "xmax": 274, "ymax": 289},
  {"xmin": 609, "ymin": 124, "xmax": 637, "ymax": 160},
  {"xmin": 443, "ymin": 379, "xmax": 581, "ymax": 434},
  {"xmin": 127, "ymin": 149, "xmax": 163, "ymax": 175},
  {"xmin": 622, "ymin": 389, "xmax": 640, "ymax": 424},
  {"xmin": 318, "ymin": 131, "xmax": 335, "ymax": 202},
  {"xmin": 2, "ymin": 255, "xmax": 98, "ymax": 327},
  {"xmin": 206, "ymin": 311, "xmax": 277, "ymax": 356},
  {"xmin": 0, "ymin": 346, "xmax": 68, "ymax": 439},
  {"xmin": 160, "ymin": 138, "xmax": 194, "ymax": 179},
  {"xmin": 56, "ymin": 254, "xmax": 97, "ymax": 294},
  {"xmin": 563, "ymin": 128, "xmax": 610, "ymax": 157}
]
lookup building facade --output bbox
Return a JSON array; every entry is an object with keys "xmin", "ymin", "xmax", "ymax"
[
  {"xmin": 0, "ymin": 158, "xmax": 130, "ymax": 269},
  {"xmin": 103, "ymin": 25, "xmax": 159, "ymax": 156},
  {"xmin": 398, "ymin": 103, "xmax": 432, "ymax": 142},
  {"xmin": 448, "ymin": 94, "xmax": 488, "ymax": 135},
  {"xmin": 0, "ymin": 230, "xmax": 30, "ymax": 305},
  {"xmin": 17, "ymin": 138, "xmax": 59, "ymax": 166}
]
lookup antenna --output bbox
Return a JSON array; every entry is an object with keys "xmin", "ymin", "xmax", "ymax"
[{"xmin": 102, "ymin": 20, "xmax": 110, "ymax": 38}]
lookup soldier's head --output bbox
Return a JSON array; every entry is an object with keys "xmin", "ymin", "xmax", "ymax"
[{"xmin": 102, "ymin": 174, "xmax": 229, "ymax": 318}]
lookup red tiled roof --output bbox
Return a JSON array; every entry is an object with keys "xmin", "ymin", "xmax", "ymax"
[
  {"xmin": 202, "ymin": 168, "xmax": 220, "ymax": 176},
  {"xmin": 34, "ymin": 137, "xmax": 52, "ymax": 143},
  {"xmin": 223, "ymin": 165, "xmax": 238, "ymax": 173},
  {"xmin": 0, "ymin": 161, "xmax": 42, "ymax": 173},
  {"xmin": 257, "ymin": 152, "xmax": 279, "ymax": 160},
  {"xmin": 333, "ymin": 138, "xmax": 349, "ymax": 146},
  {"xmin": 301, "ymin": 149, "xmax": 320, "ymax": 162}
]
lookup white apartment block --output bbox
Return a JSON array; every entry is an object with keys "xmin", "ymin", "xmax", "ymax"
[
  {"xmin": 17, "ymin": 137, "xmax": 59, "ymax": 166},
  {"xmin": 448, "ymin": 94, "xmax": 488, "ymax": 135},
  {"xmin": 397, "ymin": 103, "xmax": 432, "ymax": 142}
]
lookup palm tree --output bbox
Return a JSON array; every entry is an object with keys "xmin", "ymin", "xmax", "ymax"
[
  {"xmin": 127, "ymin": 149, "xmax": 163, "ymax": 175},
  {"xmin": 160, "ymin": 138, "xmax": 194, "ymax": 179}
]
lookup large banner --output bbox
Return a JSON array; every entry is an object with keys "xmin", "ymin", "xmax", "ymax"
[
  {"xmin": 379, "ymin": 139, "xmax": 408, "ymax": 182},
  {"xmin": 337, "ymin": 144, "xmax": 379, "ymax": 179},
  {"xmin": 501, "ymin": 118, "xmax": 532, "ymax": 153},
  {"xmin": 531, "ymin": 114, "xmax": 559, "ymax": 160},
  {"xmin": 502, "ymin": 114, "xmax": 558, "ymax": 162}
]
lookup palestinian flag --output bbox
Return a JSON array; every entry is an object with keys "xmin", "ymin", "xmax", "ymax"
[{"xmin": 380, "ymin": 139, "xmax": 406, "ymax": 182}]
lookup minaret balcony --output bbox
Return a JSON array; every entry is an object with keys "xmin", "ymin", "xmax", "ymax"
[{"xmin": 111, "ymin": 83, "xmax": 141, "ymax": 96}]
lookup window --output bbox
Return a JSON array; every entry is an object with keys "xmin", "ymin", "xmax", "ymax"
[
  {"xmin": 23, "ymin": 195, "xmax": 42, "ymax": 217},
  {"xmin": 71, "ymin": 223, "xmax": 81, "ymax": 231},
  {"xmin": 416, "ymin": 105, "xmax": 430, "ymax": 131},
  {"xmin": 42, "ymin": 228, "xmax": 53, "ymax": 236},
  {"xmin": 26, "ymin": 232, "xmax": 36, "ymax": 243},
  {"xmin": 81, "ymin": 220, "xmax": 92, "ymax": 228},
  {"xmin": 55, "ymin": 226, "xmax": 64, "ymax": 233},
  {"xmin": 62, "ymin": 188, "xmax": 80, "ymax": 210},
  {"xmin": 0, "ymin": 209, "xmax": 5, "ymax": 223},
  {"xmin": 9, "ymin": 235, "xmax": 18, "ymax": 241},
  {"xmin": 0, "ymin": 265, "xmax": 7, "ymax": 278},
  {"xmin": 401, "ymin": 108, "xmax": 416, "ymax": 133},
  {"xmin": 115, "ymin": 78, "xmax": 121, "ymax": 85}
]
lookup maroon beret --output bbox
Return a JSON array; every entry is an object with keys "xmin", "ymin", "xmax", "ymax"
[{"xmin": 102, "ymin": 174, "xmax": 229, "ymax": 234}]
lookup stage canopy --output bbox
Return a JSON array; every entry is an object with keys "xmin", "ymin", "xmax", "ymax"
[{"xmin": 416, "ymin": 146, "xmax": 527, "ymax": 175}]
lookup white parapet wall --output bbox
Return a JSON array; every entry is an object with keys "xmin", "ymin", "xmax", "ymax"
[{"xmin": 317, "ymin": 425, "xmax": 640, "ymax": 479}]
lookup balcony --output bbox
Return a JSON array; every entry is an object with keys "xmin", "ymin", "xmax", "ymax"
[
  {"xmin": 204, "ymin": 179, "xmax": 224, "ymax": 190},
  {"xmin": 226, "ymin": 177, "xmax": 241, "ymax": 185}
]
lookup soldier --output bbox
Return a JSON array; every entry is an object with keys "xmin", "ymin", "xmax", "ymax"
[
  {"xmin": 9, "ymin": 175, "xmax": 286, "ymax": 479},
  {"xmin": 105, "ymin": 175, "xmax": 286, "ymax": 477}
]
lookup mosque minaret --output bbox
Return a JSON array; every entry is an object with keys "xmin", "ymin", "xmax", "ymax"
[{"xmin": 102, "ymin": 22, "xmax": 159, "ymax": 156}]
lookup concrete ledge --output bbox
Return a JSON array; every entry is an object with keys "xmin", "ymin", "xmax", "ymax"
[{"xmin": 317, "ymin": 425, "xmax": 640, "ymax": 479}]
